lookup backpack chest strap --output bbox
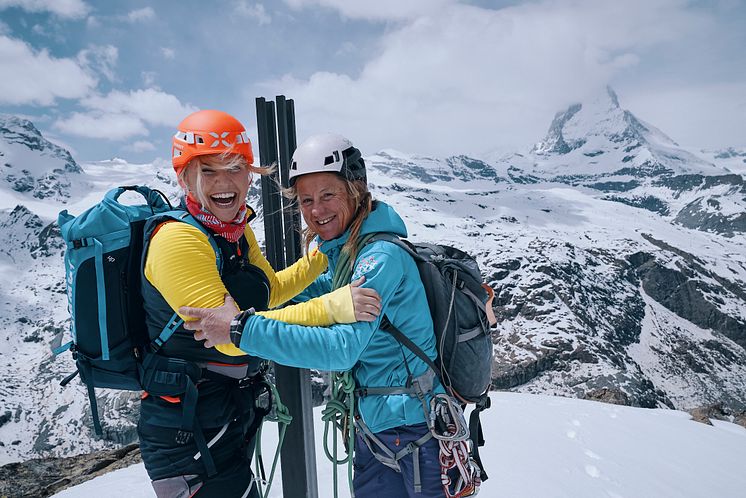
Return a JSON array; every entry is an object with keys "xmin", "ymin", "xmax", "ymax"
[{"xmin": 354, "ymin": 368, "xmax": 436, "ymax": 399}]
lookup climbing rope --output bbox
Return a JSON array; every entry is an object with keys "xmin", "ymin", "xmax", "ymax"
[
  {"xmin": 253, "ymin": 380, "xmax": 292, "ymax": 498},
  {"xmin": 322, "ymin": 371, "xmax": 357, "ymax": 498}
]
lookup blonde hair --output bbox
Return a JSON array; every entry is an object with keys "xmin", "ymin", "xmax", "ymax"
[
  {"xmin": 179, "ymin": 152, "xmax": 273, "ymax": 208},
  {"xmin": 288, "ymin": 177, "xmax": 373, "ymax": 263}
]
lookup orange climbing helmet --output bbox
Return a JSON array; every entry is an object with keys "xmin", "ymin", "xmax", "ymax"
[{"xmin": 171, "ymin": 110, "xmax": 254, "ymax": 173}]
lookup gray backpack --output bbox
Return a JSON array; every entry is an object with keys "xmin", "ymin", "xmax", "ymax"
[
  {"xmin": 369, "ymin": 234, "xmax": 494, "ymax": 401},
  {"xmin": 368, "ymin": 234, "xmax": 495, "ymax": 479}
]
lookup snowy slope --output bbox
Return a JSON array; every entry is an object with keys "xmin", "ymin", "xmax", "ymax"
[
  {"xmin": 51, "ymin": 392, "xmax": 746, "ymax": 498},
  {"xmin": 1, "ymin": 89, "xmax": 745, "ymax": 468}
]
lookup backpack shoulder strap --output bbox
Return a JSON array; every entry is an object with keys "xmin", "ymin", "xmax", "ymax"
[
  {"xmin": 364, "ymin": 234, "xmax": 440, "ymax": 378},
  {"xmin": 144, "ymin": 209, "xmax": 223, "ymax": 350},
  {"xmin": 366, "ymin": 232, "xmax": 423, "ymax": 262},
  {"xmin": 380, "ymin": 316, "xmax": 441, "ymax": 379}
]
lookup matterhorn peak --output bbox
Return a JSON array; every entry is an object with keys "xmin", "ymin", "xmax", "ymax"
[{"xmin": 532, "ymin": 86, "xmax": 662, "ymax": 156}]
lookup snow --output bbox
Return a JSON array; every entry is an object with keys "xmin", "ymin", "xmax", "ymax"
[{"xmin": 52, "ymin": 392, "xmax": 746, "ymax": 498}]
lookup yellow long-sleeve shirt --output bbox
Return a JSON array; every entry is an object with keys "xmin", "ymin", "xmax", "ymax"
[{"xmin": 144, "ymin": 220, "xmax": 355, "ymax": 356}]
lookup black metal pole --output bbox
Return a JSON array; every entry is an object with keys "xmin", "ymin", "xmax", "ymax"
[
  {"xmin": 276, "ymin": 95, "xmax": 302, "ymax": 263},
  {"xmin": 254, "ymin": 96, "xmax": 319, "ymax": 498},
  {"xmin": 255, "ymin": 98, "xmax": 283, "ymax": 269}
]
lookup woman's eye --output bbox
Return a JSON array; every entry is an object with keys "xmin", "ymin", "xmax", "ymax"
[
  {"xmin": 322, "ymin": 193, "xmax": 335, "ymax": 201},
  {"xmin": 301, "ymin": 198, "xmax": 312, "ymax": 206}
]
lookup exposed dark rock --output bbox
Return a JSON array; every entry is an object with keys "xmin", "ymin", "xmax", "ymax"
[
  {"xmin": 0, "ymin": 444, "xmax": 141, "ymax": 498},
  {"xmin": 689, "ymin": 403, "xmax": 746, "ymax": 429},
  {"xmin": 604, "ymin": 195, "xmax": 670, "ymax": 215},
  {"xmin": 633, "ymin": 253, "xmax": 746, "ymax": 350},
  {"xmin": 675, "ymin": 198, "xmax": 746, "ymax": 237},
  {"xmin": 584, "ymin": 387, "xmax": 630, "ymax": 405}
]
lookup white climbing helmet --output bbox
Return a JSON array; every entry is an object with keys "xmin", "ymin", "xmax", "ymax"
[{"xmin": 288, "ymin": 133, "xmax": 366, "ymax": 186}]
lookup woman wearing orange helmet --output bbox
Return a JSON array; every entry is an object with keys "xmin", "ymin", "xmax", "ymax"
[{"xmin": 137, "ymin": 110, "xmax": 382, "ymax": 497}]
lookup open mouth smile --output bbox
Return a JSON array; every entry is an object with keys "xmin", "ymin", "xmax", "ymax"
[{"xmin": 211, "ymin": 192, "xmax": 237, "ymax": 206}]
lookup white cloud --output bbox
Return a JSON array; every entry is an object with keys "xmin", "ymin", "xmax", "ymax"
[
  {"xmin": 0, "ymin": 35, "xmax": 96, "ymax": 105},
  {"xmin": 0, "ymin": 0, "xmax": 90, "ymax": 19},
  {"xmin": 131, "ymin": 140, "xmax": 156, "ymax": 152},
  {"xmin": 283, "ymin": 0, "xmax": 454, "ymax": 21},
  {"xmin": 262, "ymin": 0, "xmax": 712, "ymax": 155},
  {"xmin": 53, "ymin": 112, "xmax": 145, "ymax": 140},
  {"xmin": 77, "ymin": 44, "xmax": 118, "ymax": 83},
  {"xmin": 624, "ymin": 82, "xmax": 746, "ymax": 149},
  {"xmin": 53, "ymin": 88, "xmax": 197, "ymax": 140},
  {"xmin": 160, "ymin": 47, "xmax": 175, "ymax": 60},
  {"xmin": 125, "ymin": 7, "xmax": 155, "ymax": 23},
  {"xmin": 80, "ymin": 88, "xmax": 197, "ymax": 127},
  {"xmin": 141, "ymin": 71, "xmax": 157, "ymax": 87},
  {"xmin": 233, "ymin": 1, "xmax": 271, "ymax": 25}
]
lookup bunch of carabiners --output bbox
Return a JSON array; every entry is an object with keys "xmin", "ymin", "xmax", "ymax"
[{"xmin": 429, "ymin": 394, "xmax": 482, "ymax": 497}]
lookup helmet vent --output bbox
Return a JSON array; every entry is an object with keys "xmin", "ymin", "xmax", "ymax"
[
  {"xmin": 196, "ymin": 135, "xmax": 204, "ymax": 144},
  {"xmin": 324, "ymin": 155, "xmax": 335, "ymax": 166}
]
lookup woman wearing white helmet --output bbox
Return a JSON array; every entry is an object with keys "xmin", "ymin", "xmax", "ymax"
[
  {"xmin": 181, "ymin": 133, "xmax": 452, "ymax": 497},
  {"xmin": 139, "ymin": 113, "xmax": 381, "ymax": 498}
]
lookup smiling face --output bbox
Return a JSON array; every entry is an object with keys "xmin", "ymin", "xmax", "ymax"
[
  {"xmin": 182, "ymin": 154, "xmax": 251, "ymax": 222},
  {"xmin": 295, "ymin": 172, "xmax": 357, "ymax": 241}
]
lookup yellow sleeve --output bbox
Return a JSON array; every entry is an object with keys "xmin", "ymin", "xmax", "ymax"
[
  {"xmin": 146, "ymin": 222, "xmax": 356, "ymax": 357},
  {"xmin": 257, "ymin": 285, "xmax": 355, "ymax": 325},
  {"xmin": 145, "ymin": 222, "xmax": 248, "ymax": 356},
  {"xmin": 244, "ymin": 225, "xmax": 328, "ymax": 308}
]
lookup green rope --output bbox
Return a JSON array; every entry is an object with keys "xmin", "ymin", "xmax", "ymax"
[
  {"xmin": 331, "ymin": 233, "xmax": 376, "ymax": 290},
  {"xmin": 322, "ymin": 232, "xmax": 378, "ymax": 498},
  {"xmin": 321, "ymin": 371, "xmax": 357, "ymax": 498},
  {"xmin": 254, "ymin": 381, "xmax": 292, "ymax": 498}
]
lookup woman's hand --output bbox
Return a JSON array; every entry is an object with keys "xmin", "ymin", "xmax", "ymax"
[
  {"xmin": 350, "ymin": 276, "xmax": 381, "ymax": 322},
  {"xmin": 180, "ymin": 295, "xmax": 238, "ymax": 348}
]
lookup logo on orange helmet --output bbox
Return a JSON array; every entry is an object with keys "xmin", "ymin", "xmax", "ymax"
[
  {"xmin": 288, "ymin": 133, "xmax": 366, "ymax": 186},
  {"xmin": 171, "ymin": 110, "xmax": 254, "ymax": 174}
]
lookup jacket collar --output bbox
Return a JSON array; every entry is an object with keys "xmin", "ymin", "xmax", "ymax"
[{"xmin": 317, "ymin": 200, "xmax": 407, "ymax": 256}]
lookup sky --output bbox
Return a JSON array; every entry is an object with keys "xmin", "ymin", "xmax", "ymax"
[
  {"xmin": 0, "ymin": 0, "xmax": 744, "ymax": 163},
  {"xmin": 51, "ymin": 392, "xmax": 746, "ymax": 498}
]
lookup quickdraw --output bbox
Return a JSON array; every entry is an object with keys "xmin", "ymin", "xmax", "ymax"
[
  {"xmin": 440, "ymin": 438, "xmax": 482, "ymax": 498},
  {"xmin": 430, "ymin": 394, "xmax": 482, "ymax": 497},
  {"xmin": 430, "ymin": 393, "xmax": 469, "ymax": 441}
]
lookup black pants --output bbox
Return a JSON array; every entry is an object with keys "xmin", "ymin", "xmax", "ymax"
[{"xmin": 138, "ymin": 378, "xmax": 262, "ymax": 497}]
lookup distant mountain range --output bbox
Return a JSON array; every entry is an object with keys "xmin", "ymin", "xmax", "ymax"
[{"xmin": 1, "ymin": 88, "xmax": 744, "ymax": 465}]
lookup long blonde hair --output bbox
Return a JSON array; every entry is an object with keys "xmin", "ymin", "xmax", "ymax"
[
  {"xmin": 178, "ymin": 151, "xmax": 273, "ymax": 208},
  {"xmin": 288, "ymin": 177, "xmax": 373, "ymax": 262}
]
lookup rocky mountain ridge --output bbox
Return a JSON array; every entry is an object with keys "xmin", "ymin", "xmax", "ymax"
[{"xmin": 1, "ymin": 89, "xmax": 745, "ymax": 468}]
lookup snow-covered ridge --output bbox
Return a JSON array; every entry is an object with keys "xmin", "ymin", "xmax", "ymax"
[
  {"xmin": 0, "ymin": 114, "xmax": 87, "ymax": 202},
  {"xmin": 1, "ymin": 87, "xmax": 744, "ymax": 466}
]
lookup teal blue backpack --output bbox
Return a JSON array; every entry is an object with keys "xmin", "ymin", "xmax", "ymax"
[{"xmin": 56, "ymin": 186, "xmax": 219, "ymax": 435}]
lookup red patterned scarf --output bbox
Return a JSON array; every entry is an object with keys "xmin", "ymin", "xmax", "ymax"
[{"xmin": 185, "ymin": 193, "xmax": 248, "ymax": 243}]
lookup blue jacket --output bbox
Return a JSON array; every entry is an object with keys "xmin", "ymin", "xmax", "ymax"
[{"xmin": 238, "ymin": 201, "xmax": 441, "ymax": 433}]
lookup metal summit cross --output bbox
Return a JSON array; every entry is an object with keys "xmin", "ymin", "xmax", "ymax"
[{"xmin": 255, "ymin": 95, "xmax": 319, "ymax": 498}]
